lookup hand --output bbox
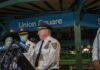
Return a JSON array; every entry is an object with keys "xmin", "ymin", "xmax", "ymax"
[
  {"xmin": 94, "ymin": 67, "xmax": 100, "ymax": 70},
  {"xmin": 93, "ymin": 60, "xmax": 100, "ymax": 70}
]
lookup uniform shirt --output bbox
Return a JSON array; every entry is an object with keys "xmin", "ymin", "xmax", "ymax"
[
  {"xmin": 33, "ymin": 36, "xmax": 61, "ymax": 70},
  {"xmin": 23, "ymin": 40, "xmax": 35, "ymax": 64},
  {"xmin": 92, "ymin": 28, "xmax": 100, "ymax": 61}
]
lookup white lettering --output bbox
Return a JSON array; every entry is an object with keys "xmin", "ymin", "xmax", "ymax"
[
  {"xmin": 18, "ymin": 19, "xmax": 63, "ymax": 28},
  {"xmin": 18, "ymin": 21, "xmax": 37, "ymax": 28}
]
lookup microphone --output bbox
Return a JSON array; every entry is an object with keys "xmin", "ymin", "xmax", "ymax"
[{"xmin": 0, "ymin": 37, "xmax": 13, "ymax": 63}]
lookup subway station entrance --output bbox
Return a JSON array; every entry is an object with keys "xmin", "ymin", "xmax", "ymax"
[{"xmin": 0, "ymin": 0, "xmax": 100, "ymax": 70}]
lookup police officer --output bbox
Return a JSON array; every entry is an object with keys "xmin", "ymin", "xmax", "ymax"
[
  {"xmin": 92, "ymin": 28, "xmax": 100, "ymax": 70},
  {"xmin": 18, "ymin": 29, "xmax": 35, "ymax": 70},
  {"xmin": 18, "ymin": 29, "xmax": 35, "ymax": 60},
  {"xmin": 32, "ymin": 22, "xmax": 61, "ymax": 70}
]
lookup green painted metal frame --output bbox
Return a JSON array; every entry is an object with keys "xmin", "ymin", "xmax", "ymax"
[
  {"xmin": 0, "ymin": 0, "xmax": 41, "ymax": 8},
  {"xmin": 74, "ymin": 0, "xmax": 86, "ymax": 70}
]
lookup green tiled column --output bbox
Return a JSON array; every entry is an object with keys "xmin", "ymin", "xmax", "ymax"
[{"xmin": 74, "ymin": 0, "xmax": 85, "ymax": 70}]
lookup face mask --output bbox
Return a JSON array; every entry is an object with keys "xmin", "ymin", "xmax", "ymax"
[
  {"xmin": 20, "ymin": 36, "xmax": 27, "ymax": 42},
  {"xmin": 20, "ymin": 36, "xmax": 25, "ymax": 41}
]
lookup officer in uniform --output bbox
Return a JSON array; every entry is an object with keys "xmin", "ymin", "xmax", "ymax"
[
  {"xmin": 18, "ymin": 29, "xmax": 35, "ymax": 70},
  {"xmin": 18, "ymin": 29, "xmax": 35, "ymax": 60},
  {"xmin": 92, "ymin": 28, "xmax": 100, "ymax": 70},
  {"xmin": 32, "ymin": 22, "xmax": 61, "ymax": 70}
]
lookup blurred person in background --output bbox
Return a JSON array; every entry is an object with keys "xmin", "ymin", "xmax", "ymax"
[
  {"xmin": 0, "ymin": 31, "xmax": 19, "ymax": 70},
  {"xmin": 92, "ymin": 28, "xmax": 100, "ymax": 70}
]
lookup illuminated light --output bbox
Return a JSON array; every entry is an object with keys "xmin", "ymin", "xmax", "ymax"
[
  {"xmin": 70, "ymin": 51, "xmax": 76, "ymax": 54},
  {"xmin": 82, "ymin": 48, "xmax": 89, "ymax": 53}
]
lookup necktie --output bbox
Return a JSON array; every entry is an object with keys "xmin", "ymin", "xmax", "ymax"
[{"xmin": 35, "ymin": 40, "xmax": 44, "ymax": 67}]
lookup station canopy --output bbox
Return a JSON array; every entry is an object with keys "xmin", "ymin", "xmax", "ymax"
[{"xmin": 0, "ymin": 0, "xmax": 99, "ymax": 30}]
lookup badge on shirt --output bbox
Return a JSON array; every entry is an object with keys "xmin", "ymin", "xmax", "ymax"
[
  {"xmin": 44, "ymin": 40, "xmax": 51, "ymax": 49},
  {"xmin": 52, "ymin": 43, "xmax": 57, "ymax": 49}
]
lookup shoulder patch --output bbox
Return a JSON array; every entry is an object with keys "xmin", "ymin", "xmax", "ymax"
[{"xmin": 52, "ymin": 43, "xmax": 57, "ymax": 49}]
